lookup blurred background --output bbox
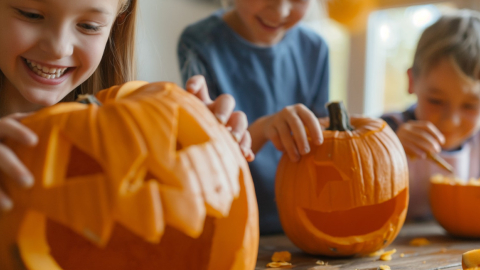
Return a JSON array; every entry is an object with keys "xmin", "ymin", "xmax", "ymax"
[{"xmin": 135, "ymin": 0, "xmax": 480, "ymax": 117}]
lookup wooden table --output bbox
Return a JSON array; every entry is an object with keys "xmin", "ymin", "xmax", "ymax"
[{"xmin": 256, "ymin": 221, "xmax": 480, "ymax": 270}]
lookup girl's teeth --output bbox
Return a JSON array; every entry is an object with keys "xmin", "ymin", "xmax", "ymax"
[{"xmin": 26, "ymin": 59, "xmax": 67, "ymax": 79}]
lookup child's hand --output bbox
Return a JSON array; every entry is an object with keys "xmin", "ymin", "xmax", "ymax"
[
  {"xmin": 396, "ymin": 120, "xmax": 445, "ymax": 159},
  {"xmin": 185, "ymin": 75, "xmax": 254, "ymax": 161},
  {"xmin": 0, "ymin": 113, "xmax": 37, "ymax": 211},
  {"xmin": 263, "ymin": 104, "xmax": 323, "ymax": 162}
]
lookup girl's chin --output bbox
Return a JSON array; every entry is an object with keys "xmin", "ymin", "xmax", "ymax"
[{"xmin": 24, "ymin": 93, "xmax": 65, "ymax": 108}]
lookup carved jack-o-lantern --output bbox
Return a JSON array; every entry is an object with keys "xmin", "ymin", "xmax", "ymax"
[
  {"xmin": 275, "ymin": 102, "xmax": 408, "ymax": 256},
  {"xmin": 0, "ymin": 82, "xmax": 259, "ymax": 270}
]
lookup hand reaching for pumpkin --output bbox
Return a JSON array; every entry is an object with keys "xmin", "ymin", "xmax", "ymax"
[
  {"xmin": 250, "ymin": 104, "xmax": 324, "ymax": 162},
  {"xmin": 396, "ymin": 120, "xmax": 445, "ymax": 159},
  {"xmin": 185, "ymin": 75, "xmax": 254, "ymax": 162},
  {"xmin": 0, "ymin": 113, "xmax": 37, "ymax": 211}
]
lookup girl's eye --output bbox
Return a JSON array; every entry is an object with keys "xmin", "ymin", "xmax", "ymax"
[
  {"xmin": 17, "ymin": 9, "xmax": 43, "ymax": 20},
  {"xmin": 78, "ymin": 23, "xmax": 101, "ymax": 32},
  {"xmin": 427, "ymin": 98, "xmax": 444, "ymax": 106}
]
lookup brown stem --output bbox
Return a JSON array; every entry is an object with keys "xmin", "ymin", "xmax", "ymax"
[
  {"xmin": 326, "ymin": 101, "xmax": 353, "ymax": 131},
  {"xmin": 76, "ymin": 95, "xmax": 102, "ymax": 106}
]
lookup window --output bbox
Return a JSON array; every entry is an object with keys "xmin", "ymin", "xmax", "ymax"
[{"xmin": 365, "ymin": 2, "xmax": 457, "ymax": 116}]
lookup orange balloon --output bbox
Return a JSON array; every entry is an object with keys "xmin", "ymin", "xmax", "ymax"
[{"xmin": 328, "ymin": 0, "xmax": 378, "ymax": 32}]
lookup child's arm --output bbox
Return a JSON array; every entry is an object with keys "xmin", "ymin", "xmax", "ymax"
[
  {"xmin": 0, "ymin": 113, "xmax": 37, "ymax": 211},
  {"xmin": 396, "ymin": 120, "xmax": 445, "ymax": 158},
  {"xmin": 248, "ymin": 104, "xmax": 324, "ymax": 162},
  {"xmin": 185, "ymin": 75, "xmax": 254, "ymax": 162}
]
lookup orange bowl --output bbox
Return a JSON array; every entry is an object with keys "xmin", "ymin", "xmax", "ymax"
[{"xmin": 430, "ymin": 175, "xmax": 480, "ymax": 238}]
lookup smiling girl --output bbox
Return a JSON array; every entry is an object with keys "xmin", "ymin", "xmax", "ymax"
[
  {"xmin": 178, "ymin": 0, "xmax": 329, "ymax": 234},
  {"xmin": 0, "ymin": 0, "xmax": 252, "ymax": 212}
]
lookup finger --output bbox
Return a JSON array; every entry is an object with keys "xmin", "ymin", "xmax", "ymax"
[
  {"xmin": 284, "ymin": 112, "xmax": 310, "ymax": 155},
  {"xmin": 412, "ymin": 121, "xmax": 445, "ymax": 145},
  {"xmin": 318, "ymin": 117, "xmax": 329, "ymax": 130},
  {"xmin": 275, "ymin": 121, "xmax": 300, "ymax": 162},
  {"xmin": 210, "ymin": 94, "xmax": 235, "ymax": 125},
  {"xmin": 266, "ymin": 127, "xmax": 285, "ymax": 152},
  {"xmin": 0, "ymin": 118, "xmax": 38, "ymax": 146},
  {"xmin": 185, "ymin": 75, "xmax": 212, "ymax": 104},
  {"xmin": 401, "ymin": 135, "xmax": 431, "ymax": 159},
  {"xmin": 0, "ymin": 144, "xmax": 34, "ymax": 188},
  {"xmin": 405, "ymin": 128, "xmax": 442, "ymax": 154},
  {"xmin": 239, "ymin": 131, "xmax": 255, "ymax": 162},
  {"xmin": 297, "ymin": 108, "xmax": 323, "ymax": 145},
  {"xmin": 226, "ymin": 111, "xmax": 248, "ymax": 142},
  {"xmin": 0, "ymin": 189, "xmax": 13, "ymax": 212},
  {"xmin": 7, "ymin": 112, "xmax": 35, "ymax": 121}
]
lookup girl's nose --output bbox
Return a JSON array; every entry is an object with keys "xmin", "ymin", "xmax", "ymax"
[{"xmin": 39, "ymin": 26, "xmax": 74, "ymax": 59}]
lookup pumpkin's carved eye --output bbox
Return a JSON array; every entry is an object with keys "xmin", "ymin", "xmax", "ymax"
[
  {"xmin": 314, "ymin": 164, "xmax": 343, "ymax": 198},
  {"xmin": 176, "ymin": 107, "xmax": 209, "ymax": 151},
  {"xmin": 66, "ymin": 145, "xmax": 103, "ymax": 179}
]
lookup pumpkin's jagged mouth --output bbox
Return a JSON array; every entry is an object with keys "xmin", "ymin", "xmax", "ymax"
[{"xmin": 301, "ymin": 189, "xmax": 408, "ymax": 237}]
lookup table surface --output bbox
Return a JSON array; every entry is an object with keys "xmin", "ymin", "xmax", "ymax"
[{"xmin": 255, "ymin": 221, "xmax": 480, "ymax": 270}]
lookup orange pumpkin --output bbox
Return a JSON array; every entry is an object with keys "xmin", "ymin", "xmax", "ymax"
[
  {"xmin": 430, "ymin": 175, "xmax": 480, "ymax": 238},
  {"xmin": 275, "ymin": 102, "xmax": 409, "ymax": 256},
  {"xmin": 0, "ymin": 81, "xmax": 259, "ymax": 270}
]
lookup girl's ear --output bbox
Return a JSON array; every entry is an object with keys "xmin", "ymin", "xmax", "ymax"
[{"xmin": 407, "ymin": 68, "xmax": 415, "ymax": 95}]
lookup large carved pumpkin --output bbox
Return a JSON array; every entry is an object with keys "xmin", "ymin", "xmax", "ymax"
[
  {"xmin": 0, "ymin": 81, "xmax": 259, "ymax": 270},
  {"xmin": 430, "ymin": 175, "xmax": 480, "ymax": 238},
  {"xmin": 275, "ymin": 102, "xmax": 408, "ymax": 256}
]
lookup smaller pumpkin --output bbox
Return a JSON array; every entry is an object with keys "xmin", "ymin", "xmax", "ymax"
[
  {"xmin": 275, "ymin": 102, "xmax": 409, "ymax": 257},
  {"xmin": 462, "ymin": 249, "xmax": 480, "ymax": 269},
  {"xmin": 430, "ymin": 175, "xmax": 480, "ymax": 238}
]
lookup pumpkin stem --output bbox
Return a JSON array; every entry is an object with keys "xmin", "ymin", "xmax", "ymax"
[
  {"xmin": 326, "ymin": 101, "xmax": 353, "ymax": 131},
  {"xmin": 77, "ymin": 95, "xmax": 102, "ymax": 106}
]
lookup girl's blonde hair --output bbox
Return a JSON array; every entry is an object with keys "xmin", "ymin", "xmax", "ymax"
[
  {"xmin": 412, "ymin": 9, "xmax": 480, "ymax": 80},
  {"xmin": 0, "ymin": 0, "xmax": 138, "ymax": 102},
  {"xmin": 69, "ymin": 0, "xmax": 137, "ymax": 100}
]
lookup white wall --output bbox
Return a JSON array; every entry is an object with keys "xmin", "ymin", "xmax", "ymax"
[{"xmin": 136, "ymin": 0, "xmax": 219, "ymax": 84}]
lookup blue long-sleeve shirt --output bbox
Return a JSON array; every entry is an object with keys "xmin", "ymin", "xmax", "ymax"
[{"xmin": 178, "ymin": 9, "xmax": 330, "ymax": 234}]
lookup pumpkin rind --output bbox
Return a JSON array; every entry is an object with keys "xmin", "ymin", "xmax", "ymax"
[
  {"xmin": 0, "ymin": 81, "xmax": 259, "ymax": 270},
  {"xmin": 275, "ymin": 107, "xmax": 409, "ymax": 256},
  {"xmin": 430, "ymin": 176, "xmax": 480, "ymax": 238}
]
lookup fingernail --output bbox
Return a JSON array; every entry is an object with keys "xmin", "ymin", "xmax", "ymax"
[
  {"xmin": 225, "ymin": 126, "xmax": 233, "ymax": 132},
  {"xmin": 247, "ymin": 150, "xmax": 255, "ymax": 162},
  {"xmin": 21, "ymin": 176, "xmax": 34, "ymax": 188},
  {"xmin": 0, "ymin": 198, "xmax": 13, "ymax": 212},
  {"xmin": 231, "ymin": 131, "xmax": 242, "ymax": 142},
  {"xmin": 187, "ymin": 81, "xmax": 199, "ymax": 92},
  {"xmin": 304, "ymin": 146, "xmax": 310, "ymax": 154},
  {"xmin": 215, "ymin": 113, "xmax": 227, "ymax": 125}
]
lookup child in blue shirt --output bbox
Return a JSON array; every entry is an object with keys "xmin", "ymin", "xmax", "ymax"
[{"xmin": 178, "ymin": 0, "xmax": 329, "ymax": 234}]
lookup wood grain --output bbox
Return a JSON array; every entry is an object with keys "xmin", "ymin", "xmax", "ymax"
[{"xmin": 256, "ymin": 221, "xmax": 477, "ymax": 270}]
